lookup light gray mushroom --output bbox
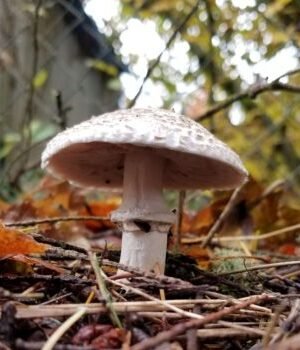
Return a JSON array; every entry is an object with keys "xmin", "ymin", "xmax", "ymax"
[{"xmin": 42, "ymin": 108, "xmax": 248, "ymax": 272}]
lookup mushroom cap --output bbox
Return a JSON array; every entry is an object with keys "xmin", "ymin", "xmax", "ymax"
[{"xmin": 42, "ymin": 108, "xmax": 248, "ymax": 190}]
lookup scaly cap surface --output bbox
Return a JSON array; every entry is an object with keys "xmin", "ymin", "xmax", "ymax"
[{"xmin": 42, "ymin": 108, "xmax": 248, "ymax": 189}]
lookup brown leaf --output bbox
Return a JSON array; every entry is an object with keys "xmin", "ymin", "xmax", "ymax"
[
  {"xmin": 73, "ymin": 324, "xmax": 125, "ymax": 349},
  {"xmin": 1, "ymin": 201, "xmax": 37, "ymax": 223},
  {"xmin": 32, "ymin": 182, "xmax": 74, "ymax": 217},
  {"xmin": 189, "ymin": 198, "xmax": 226, "ymax": 234},
  {"xmin": 181, "ymin": 246, "xmax": 211, "ymax": 269},
  {"xmin": 91, "ymin": 328, "xmax": 125, "ymax": 349},
  {"xmin": 72, "ymin": 324, "xmax": 113, "ymax": 345}
]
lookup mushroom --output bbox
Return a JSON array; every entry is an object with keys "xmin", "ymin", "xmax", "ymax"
[{"xmin": 42, "ymin": 108, "xmax": 247, "ymax": 272}]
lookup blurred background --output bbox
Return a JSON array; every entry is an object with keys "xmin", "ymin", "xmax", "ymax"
[{"xmin": 1, "ymin": 0, "xmax": 300, "ymax": 251}]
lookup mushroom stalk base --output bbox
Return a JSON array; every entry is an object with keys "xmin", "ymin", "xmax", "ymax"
[
  {"xmin": 119, "ymin": 222, "xmax": 169, "ymax": 273},
  {"xmin": 111, "ymin": 150, "xmax": 175, "ymax": 272}
]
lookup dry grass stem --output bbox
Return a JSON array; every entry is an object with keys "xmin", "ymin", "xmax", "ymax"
[
  {"xmin": 183, "ymin": 222, "xmax": 300, "ymax": 244},
  {"xmin": 41, "ymin": 307, "xmax": 86, "ymax": 350}
]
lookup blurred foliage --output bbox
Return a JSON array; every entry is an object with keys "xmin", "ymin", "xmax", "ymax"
[
  {"xmin": 0, "ymin": 119, "xmax": 58, "ymax": 200},
  {"xmin": 116, "ymin": 0, "xmax": 300, "ymax": 187},
  {"xmin": 32, "ymin": 68, "xmax": 49, "ymax": 89},
  {"xmin": 1, "ymin": 0, "xmax": 300, "ymax": 200}
]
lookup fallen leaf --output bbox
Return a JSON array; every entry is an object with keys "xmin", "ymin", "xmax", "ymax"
[
  {"xmin": 278, "ymin": 243, "xmax": 300, "ymax": 256},
  {"xmin": 82, "ymin": 198, "xmax": 121, "ymax": 231},
  {"xmin": 0, "ymin": 223, "xmax": 48, "ymax": 256},
  {"xmin": 72, "ymin": 324, "xmax": 113, "ymax": 345},
  {"xmin": 72, "ymin": 324, "xmax": 125, "ymax": 349},
  {"xmin": 91, "ymin": 327, "xmax": 125, "ymax": 349},
  {"xmin": 180, "ymin": 245, "xmax": 211, "ymax": 269},
  {"xmin": 189, "ymin": 198, "xmax": 226, "ymax": 234},
  {"xmin": 1, "ymin": 201, "xmax": 37, "ymax": 223}
]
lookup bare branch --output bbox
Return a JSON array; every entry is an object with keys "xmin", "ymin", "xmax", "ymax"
[
  {"xmin": 273, "ymin": 67, "xmax": 300, "ymax": 82},
  {"xmin": 127, "ymin": 0, "xmax": 201, "ymax": 108},
  {"xmin": 197, "ymin": 68, "xmax": 300, "ymax": 121}
]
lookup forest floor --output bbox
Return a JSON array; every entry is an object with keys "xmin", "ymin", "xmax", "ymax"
[{"xmin": 1, "ymin": 177, "xmax": 300, "ymax": 350}]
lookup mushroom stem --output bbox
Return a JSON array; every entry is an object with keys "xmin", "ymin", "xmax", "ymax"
[
  {"xmin": 119, "ymin": 223, "xmax": 170, "ymax": 273},
  {"xmin": 111, "ymin": 150, "xmax": 175, "ymax": 272}
]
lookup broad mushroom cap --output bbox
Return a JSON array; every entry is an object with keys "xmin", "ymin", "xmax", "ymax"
[{"xmin": 42, "ymin": 108, "xmax": 248, "ymax": 189}]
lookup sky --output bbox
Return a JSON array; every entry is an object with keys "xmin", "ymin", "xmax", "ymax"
[{"xmin": 85, "ymin": 0, "xmax": 298, "ymax": 116}]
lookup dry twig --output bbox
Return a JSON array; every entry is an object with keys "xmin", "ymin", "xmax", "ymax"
[
  {"xmin": 41, "ymin": 307, "xmax": 87, "ymax": 350},
  {"xmin": 183, "ymin": 221, "xmax": 300, "ymax": 245},
  {"xmin": 201, "ymin": 183, "xmax": 245, "ymax": 248},
  {"xmin": 5, "ymin": 215, "xmax": 109, "ymax": 227},
  {"xmin": 131, "ymin": 294, "xmax": 271, "ymax": 350},
  {"xmin": 221, "ymin": 261, "xmax": 300, "ymax": 276}
]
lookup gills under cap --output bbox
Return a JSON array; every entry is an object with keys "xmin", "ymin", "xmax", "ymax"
[{"xmin": 42, "ymin": 108, "xmax": 248, "ymax": 189}]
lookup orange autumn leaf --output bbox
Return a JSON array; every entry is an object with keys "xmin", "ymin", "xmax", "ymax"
[
  {"xmin": 32, "ymin": 182, "xmax": 74, "ymax": 217},
  {"xmin": 278, "ymin": 243, "xmax": 300, "ymax": 256},
  {"xmin": 88, "ymin": 198, "xmax": 121, "ymax": 216},
  {"xmin": 0, "ymin": 223, "xmax": 48, "ymax": 256},
  {"xmin": 189, "ymin": 198, "xmax": 226, "ymax": 234},
  {"xmin": 179, "ymin": 213, "xmax": 193, "ymax": 234},
  {"xmin": 82, "ymin": 198, "xmax": 121, "ymax": 230},
  {"xmin": 0, "ymin": 199, "xmax": 9, "ymax": 213},
  {"xmin": 190, "ymin": 206, "xmax": 215, "ymax": 233},
  {"xmin": 181, "ymin": 245, "xmax": 211, "ymax": 269}
]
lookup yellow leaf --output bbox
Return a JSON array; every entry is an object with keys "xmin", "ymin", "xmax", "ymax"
[
  {"xmin": 271, "ymin": 31, "xmax": 290, "ymax": 45},
  {"xmin": 266, "ymin": 0, "xmax": 292, "ymax": 16},
  {"xmin": 33, "ymin": 68, "xmax": 48, "ymax": 89},
  {"xmin": 149, "ymin": 0, "xmax": 179, "ymax": 12},
  {"xmin": 86, "ymin": 59, "xmax": 118, "ymax": 76}
]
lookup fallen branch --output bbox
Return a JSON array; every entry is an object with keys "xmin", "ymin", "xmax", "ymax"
[
  {"xmin": 131, "ymin": 294, "xmax": 272, "ymax": 350},
  {"xmin": 15, "ymin": 339, "xmax": 93, "ymax": 350},
  {"xmin": 221, "ymin": 260, "xmax": 300, "ymax": 276},
  {"xmin": 5, "ymin": 215, "xmax": 109, "ymax": 227},
  {"xmin": 10, "ymin": 299, "xmax": 243, "ymax": 319},
  {"xmin": 103, "ymin": 273, "xmax": 205, "ymax": 321},
  {"xmin": 102, "ymin": 259, "xmax": 192, "ymax": 287}
]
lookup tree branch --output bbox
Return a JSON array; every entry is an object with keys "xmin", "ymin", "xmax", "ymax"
[
  {"xmin": 196, "ymin": 68, "xmax": 300, "ymax": 121},
  {"xmin": 127, "ymin": 0, "xmax": 200, "ymax": 108}
]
